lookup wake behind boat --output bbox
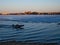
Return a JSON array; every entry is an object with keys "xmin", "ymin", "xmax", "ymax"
[{"xmin": 0, "ymin": 24, "xmax": 24, "ymax": 29}]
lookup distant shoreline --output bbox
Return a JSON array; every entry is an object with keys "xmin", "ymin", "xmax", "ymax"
[
  {"xmin": 0, "ymin": 14, "xmax": 60, "ymax": 15},
  {"xmin": 0, "ymin": 12, "xmax": 60, "ymax": 15}
]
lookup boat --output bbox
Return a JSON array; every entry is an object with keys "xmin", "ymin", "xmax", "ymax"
[{"xmin": 12, "ymin": 24, "xmax": 24, "ymax": 29}]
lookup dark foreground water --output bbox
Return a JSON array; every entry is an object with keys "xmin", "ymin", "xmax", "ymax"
[{"xmin": 0, "ymin": 15, "xmax": 60, "ymax": 44}]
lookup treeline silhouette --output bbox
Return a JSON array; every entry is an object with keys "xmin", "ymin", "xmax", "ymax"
[{"xmin": 0, "ymin": 11, "xmax": 60, "ymax": 15}]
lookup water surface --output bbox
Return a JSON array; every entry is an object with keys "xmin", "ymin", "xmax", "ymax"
[{"xmin": 0, "ymin": 15, "xmax": 60, "ymax": 43}]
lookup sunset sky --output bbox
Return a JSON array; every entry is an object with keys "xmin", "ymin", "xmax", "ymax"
[{"xmin": 0, "ymin": 0, "xmax": 60, "ymax": 13}]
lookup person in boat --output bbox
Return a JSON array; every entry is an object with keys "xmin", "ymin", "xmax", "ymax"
[{"xmin": 12, "ymin": 24, "xmax": 24, "ymax": 29}]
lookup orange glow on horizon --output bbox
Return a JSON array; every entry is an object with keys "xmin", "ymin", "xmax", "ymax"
[{"xmin": 1, "ymin": 11, "xmax": 9, "ymax": 15}]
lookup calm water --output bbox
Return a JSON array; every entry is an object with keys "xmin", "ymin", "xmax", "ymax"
[{"xmin": 0, "ymin": 15, "xmax": 60, "ymax": 43}]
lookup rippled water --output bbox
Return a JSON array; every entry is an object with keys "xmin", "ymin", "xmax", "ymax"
[{"xmin": 0, "ymin": 15, "xmax": 60, "ymax": 43}]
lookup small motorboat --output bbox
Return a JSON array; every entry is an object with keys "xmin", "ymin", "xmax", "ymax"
[{"xmin": 12, "ymin": 24, "xmax": 24, "ymax": 29}]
